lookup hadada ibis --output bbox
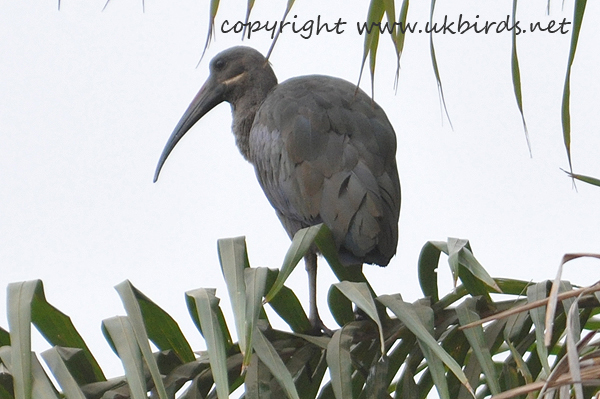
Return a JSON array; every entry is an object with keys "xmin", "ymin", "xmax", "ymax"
[{"xmin": 154, "ymin": 46, "xmax": 401, "ymax": 334}]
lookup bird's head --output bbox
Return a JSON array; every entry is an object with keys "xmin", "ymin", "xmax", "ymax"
[{"xmin": 154, "ymin": 46, "xmax": 277, "ymax": 182}]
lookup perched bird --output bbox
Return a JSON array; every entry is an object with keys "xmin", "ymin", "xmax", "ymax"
[{"xmin": 154, "ymin": 46, "xmax": 400, "ymax": 334}]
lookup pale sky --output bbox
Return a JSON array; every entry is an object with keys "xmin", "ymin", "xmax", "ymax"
[{"xmin": 1, "ymin": 0, "xmax": 599, "ymax": 381}]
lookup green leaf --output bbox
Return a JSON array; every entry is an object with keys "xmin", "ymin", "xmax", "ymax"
[
  {"xmin": 326, "ymin": 324, "xmax": 356, "ymax": 399},
  {"xmin": 265, "ymin": 0, "xmax": 297, "ymax": 60},
  {"xmin": 241, "ymin": 0, "xmax": 257, "ymax": 41},
  {"xmin": 327, "ymin": 285, "xmax": 354, "ymax": 327},
  {"xmin": 0, "ymin": 327, "xmax": 9, "ymax": 347},
  {"xmin": 294, "ymin": 348, "xmax": 328, "ymax": 399},
  {"xmin": 412, "ymin": 301, "xmax": 450, "ymax": 399},
  {"xmin": 447, "ymin": 238, "xmax": 501, "ymax": 294},
  {"xmin": 0, "ymin": 346, "xmax": 60, "ymax": 399},
  {"xmin": 265, "ymin": 280, "xmax": 311, "ymax": 333},
  {"xmin": 7, "ymin": 281, "xmax": 35, "ymax": 399},
  {"xmin": 526, "ymin": 283, "xmax": 551, "ymax": 374},
  {"xmin": 244, "ymin": 355, "xmax": 271, "ymax": 399},
  {"xmin": 510, "ymin": 0, "xmax": 530, "ymax": 153},
  {"xmin": 393, "ymin": 0, "xmax": 410, "ymax": 85},
  {"xmin": 314, "ymin": 225, "xmax": 376, "ymax": 296},
  {"xmin": 186, "ymin": 288, "xmax": 229, "ymax": 399},
  {"xmin": 361, "ymin": 356, "xmax": 388, "ymax": 399},
  {"xmin": 456, "ymin": 300, "xmax": 500, "ymax": 395},
  {"xmin": 358, "ymin": 0, "xmax": 385, "ymax": 97},
  {"xmin": 294, "ymin": 333, "xmax": 331, "ymax": 350},
  {"xmin": 101, "ymin": 317, "xmax": 147, "ymax": 399},
  {"xmin": 218, "ymin": 237, "xmax": 250, "ymax": 355},
  {"xmin": 200, "ymin": 0, "xmax": 220, "ymax": 61},
  {"xmin": 566, "ymin": 300, "xmax": 583, "ymax": 399},
  {"xmin": 377, "ymin": 294, "xmax": 473, "ymax": 394},
  {"xmin": 40, "ymin": 347, "xmax": 86, "ymax": 399},
  {"xmin": 47, "ymin": 347, "xmax": 101, "ymax": 390},
  {"xmin": 561, "ymin": 0, "xmax": 588, "ymax": 173},
  {"xmin": 503, "ymin": 310, "xmax": 531, "ymax": 342},
  {"xmin": 265, "ymin": 225, "xmax": 321, "ymax": 303},
  {"xmin": 417, "ymin": 241, "xmax": 442, "ymax": 302},
  {"xmin": 186, "ymin": 290, "xmax": 234, "ymax": 351},
  {"xmin": 384, "ymin": 329, "xmax": 415, "ymax": 390},
  {"xmin": 253, "ymin": 328, "xmax": 300, "ymax": 399},
  {"xmin": 333, "ymin": 281, "xmax": 384, "ymax": 353},
  {"xmin": 563, "ymin": 170, "xmax": 600, "ymax": 187},
  {"xmin": 114, "ymin": 281, "xmax": 169, "ymax": 399},
  {"xmin": 8, "ymin": 280, "xmax": 105, "ymax": 385},
  {"xmin": 243, "ymin": 267, "xmax": 268, "ymax": 366},
  {"xmin": 396, "ymin": 365, "xmax": 418, "ymax": 399},
  {"xmin": 116, "ymin": 280, "xmax": 194, "ymax": 364},
  {"xmin": 428, "ymin": 0, "xmax": 453, "ymax": 129}
]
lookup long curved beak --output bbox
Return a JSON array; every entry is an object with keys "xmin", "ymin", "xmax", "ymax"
[{"xmin": 153, "ymin": 77, "xmax": 226, "ymax": 182}]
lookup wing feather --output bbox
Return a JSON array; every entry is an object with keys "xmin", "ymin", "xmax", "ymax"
[{"xmin": 249, "ymin": 75, "xmax": 400, "ymax": 266}]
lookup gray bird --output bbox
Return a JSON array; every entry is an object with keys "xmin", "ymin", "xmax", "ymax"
[{"xmin": 154, "ymin": 46, "xmax": 400, "ymax": 334}]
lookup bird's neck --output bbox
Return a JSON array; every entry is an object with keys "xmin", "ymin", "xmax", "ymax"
[
  {"xmin": 229, "ymin": 68, "xmax": 278, "ymax": 161},
  {"xmin": 230, "ymin": 99, "xmax": 258, "ymax": 161}
]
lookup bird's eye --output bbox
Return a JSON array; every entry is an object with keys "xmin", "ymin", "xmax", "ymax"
[{"xmin": 214, "ymin": 59, "xmax": 226, "ymax": 71}]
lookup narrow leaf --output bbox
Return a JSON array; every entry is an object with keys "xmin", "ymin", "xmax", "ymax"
[
  {"xmin": 186, "ymin": 290, "xmax": 234, "ymax": 350},
  {"xmin": 326, "ymin": 324, "xmax": 356, "ymax": 399},
  {"xmin": 253, "ymin": 328, "xmax": 300, "ymax": 399},
  {"xmin": 117, "ymin": 281, "xmax": 194, "ymax": 363},
  {"xmin": 378, "ymin": 294, "xmax": 473, "ymax": 393},
  {"xmin": 566, "ymin": 300, "xmax": 583, "ymax": 399},
  {"xmin": 265, "ymin": 225, "xmax": 322, "ymax": 302},
  {"xmin": 218, "ymin": 236, "xmax": 250, "ymax": 354},
  {"xmin": 265, "ymin": 0, "xmax": 296, "ymax": 59},
  {"xmin": 357, "ymin": 0, "xmax": 384, "ymax": 98},
  {"xmin": 562, "ymin": 170, "xmax": 600, "ymax": 187},
  {"xmin": 393, "ymin": 0, "xmax": 410, "ymax": 87},
  {"xmin": 457, "ymin": 300, "xmax": 500, "ymax": 395},
  {"xmin": 244, "ymin": 354, "xmax": 271, "ymax": 399},
  {"xmin": 241, "ymin": 0, "xmax": 257, "ymax": 40},
  {"xmin": 447, "ymin": 238, "xmax": 501, "ymax": 293},
  {"xmin": 334, "ymin": 281, "xmax": 384, "ymax": 353},
  {"xmin": 266, "ymin": 281, "xmax": 311, "ymax": 333},
  {"xmin": 186, "ymin": 288, "xmax": 229, "ymax": 399},
  {"xmin": 26, "ymin": 281, "xmax": 104, "ymax": 381},
  {"xmin": 243, "ymin": 267, "xmax": 268, "ymax": 366},
  {"xmin": 428, "ymin": 0, "xmax": 453, "ymax": 129},
  {"xmin": 527, "ymin": 283, "xmax": 551, "ymax": 374},
  {"xmin": 41, "ymin": 347, "xmax": 86, "ymax": 399},
  {"xmin": 199, "ymin": 0, "xmax": 220, "ymax": 62},
  {"xmin": 561, "ymin": 0, "xmax": 587, "ymax": 173},
  {"xmin": 413, "ymin": 301, "xmax": 450, "ymax": 399},
  {"xmin": 294, "ymin": 348, "xmax": 328, "ymax": 399},
  {"xmin": 0, "ymin": 326, "xmax": 9, "ymax": 347},
  {"xmin": 417, "ymin": 241, "xmax": 442, "ymax": 302},
  {"xmin": 101, "ymin": 317, "xmax": 147, "ymax": 399},
  {"xmin": 327, "ymin": 285, "xmax": 354, "ymax": 327},
  {"xmin": 361, "ymin": 356, "xmax": 389, "ymax": 399},
  {"xmin": 7, "ymin": 281, "xmax": 36, "ymax": 399},
  {"xmin": 114, "ymin": 281, "xmax": 169, "ymax": 399},
  {"xmin": 0, "ymin": 347, "xmax": 60, "ymax": 399},
  {"xmin": 510, "ymin": 0, "xmax": 531, "ymax": 154},
  {"xmin": 314, "ymin": 225, "xmax": 376, "ymax": 295}
]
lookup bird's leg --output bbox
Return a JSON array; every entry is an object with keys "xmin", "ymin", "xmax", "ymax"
[{"xmin": 305, "ymin": 252, "xmax": 332, "ymax": 336}]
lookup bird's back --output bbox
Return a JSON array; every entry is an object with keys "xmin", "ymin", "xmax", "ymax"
[{"xmin": 249, "ymin": 75, "xmax": 400, "ymax": 266}]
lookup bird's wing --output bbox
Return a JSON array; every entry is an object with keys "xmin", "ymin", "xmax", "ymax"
[{"xmin": 250, "ymin": 76, "xmax": 400, "ymax": 265}]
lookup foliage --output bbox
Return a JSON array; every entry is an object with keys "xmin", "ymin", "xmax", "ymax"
[{"xmin": 1, "ymin": 225, "xmax": 600, "ymax": 399}]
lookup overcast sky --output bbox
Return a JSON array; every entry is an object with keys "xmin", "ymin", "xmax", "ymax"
[{"xmin": 1, "ymin": 0, "xmax": 599, "ymax": 379}]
